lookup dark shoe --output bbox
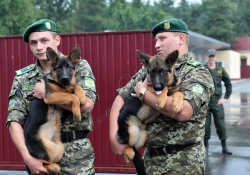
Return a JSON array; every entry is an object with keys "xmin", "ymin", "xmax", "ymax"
[
  {"xmin": 204, "ymin": 139, "xmax": 209, "ymax": 148},
  {"xmin": 222, "ymin": 146, "xmax": 233, "ymax": 155},
  {"xmin": 221, "ymin": 140, "xmax": 233, "ymax": 155}
]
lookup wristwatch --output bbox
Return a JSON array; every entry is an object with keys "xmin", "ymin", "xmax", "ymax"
[{"xmin": 138, "ymin": 88, "xmax": 148, "ymax": 102}]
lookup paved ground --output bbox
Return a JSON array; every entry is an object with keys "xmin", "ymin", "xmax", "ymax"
[
  {"xmin": 1, "ymin": 79, "xmax": 250, "ymax": 175},
  {"xmin": 205, "ymin": 79, "xmax": 250, "ymax": 175},
  {"xmin": 205, "ymin": 122, "xmax": 250, "ymax": 175}
]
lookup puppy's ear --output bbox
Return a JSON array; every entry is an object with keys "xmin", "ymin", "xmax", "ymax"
[
  {"xmin": 46, "ymin": 47, "xmax": 59, "ymax": 66},
  {"xmin": 136, "ymin": 50, "xmax": 152, "ymax": 67},
  {"xmin": 69, "ymin": 44, "xmax": 81, "ymax": 65},
  {"xmin": 165, "ymin": 50, "xmax": 179, "ymax": 67}
]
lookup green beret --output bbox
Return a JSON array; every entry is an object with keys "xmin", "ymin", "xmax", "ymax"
[
  {"xmin": 207, "ymin": 49, "xmax": 216, "ymax": 56},
  {"xmin": 152, "ymin": 18, "xmax": 188, "ymax": 37},
  {"xmin": 23, "ymin": 19, "xmax": 57, "ymax": 43}
]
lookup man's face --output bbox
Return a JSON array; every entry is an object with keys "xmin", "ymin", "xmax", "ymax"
[
  {"xmin": 154, "ymin": 32, "xmax": 180, "ymax": 55},
  {"xmin": 28, "ymin": 31, "xmax": 60, "ymax": 61},
  {"xmin": 206, "ymin": 55, "xmax": 217, "ymax": 64}
]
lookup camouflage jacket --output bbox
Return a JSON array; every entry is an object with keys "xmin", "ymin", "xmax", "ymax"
[
  {"xmin": 117, "ymin": 52, "xmax": 214, "ymax": 147},
  {"xmin": 7, "ymin": 57, "xmax": 98, "ymax": 132}
]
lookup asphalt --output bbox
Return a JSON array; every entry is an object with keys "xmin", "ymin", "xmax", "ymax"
[
  {"xmin": 205, "ymin": 80, "xmax": 250, "ymax": 175},
  {"xmin": 1, "ymin": 79, "xmax": 250, "ymax": 175}
]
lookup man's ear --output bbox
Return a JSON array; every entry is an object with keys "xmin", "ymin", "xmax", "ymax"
[
  {"xmin": 55, "ymin": 35, "xmax": 61, "ymax": 47},
  {"xmin": 179, "ymin": 33, "xmax": 185, "ymax": 45}
]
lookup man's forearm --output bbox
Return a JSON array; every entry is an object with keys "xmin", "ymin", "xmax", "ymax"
[
  {"xmin": 143, "ymin": 91, "xmax": 193, "ymax": 121},
  {"xmin": 9, "ymin": 122, "xmax": 31, "ymax": 160},
  {"xmin": 109, "ymin": 95, "xmax": 127, "ymax": 155}
]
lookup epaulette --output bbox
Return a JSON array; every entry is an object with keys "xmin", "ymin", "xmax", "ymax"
[
  {"xmin": 15, "ymin": 64, "xmax": 35, "ymax": 76},
  {"xmin": 187, "ymin": 60, "xmax": 201, "ymax": 67}
]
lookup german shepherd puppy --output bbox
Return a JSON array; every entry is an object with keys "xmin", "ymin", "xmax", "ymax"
[
  {"xmin": 24, "ymin": 44, "xmax": 86, "ymax": 174},
  {"xmin": 116, "ymin": 50, "xmax": 183, "ymax": 175}
]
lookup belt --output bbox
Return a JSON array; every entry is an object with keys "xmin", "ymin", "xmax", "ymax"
[
  {"xmin": 211, "ymin": 94, "xmax": 220, "ymax": 98},
  {"xmin": 149, "ymin": 141, "xmax": 201, "ymax": 156},
  {"xmin": 61, "ymin": 130, "xmax": 88, "ymax": 143}
]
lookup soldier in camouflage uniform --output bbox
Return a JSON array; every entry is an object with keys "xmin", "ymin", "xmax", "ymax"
[
  {"xmin": 109, "ymin": 18, "xmax": 214, "ymax": 175},
  {"xmin": 204, "ymin": 49, "xmax": 233, "ymax": 155},
  {"xmin": 6, "ymin": 19, "xmax": 98, "ymax": 175}
]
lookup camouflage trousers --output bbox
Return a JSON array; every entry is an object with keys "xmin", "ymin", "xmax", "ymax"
[
  {"xmin": 49, "ymin": 138, "xmax": 95, "ymax": 175},
  {"xmin": 143, "ymin": 142, "xmax": 205, "ymax": 175}
]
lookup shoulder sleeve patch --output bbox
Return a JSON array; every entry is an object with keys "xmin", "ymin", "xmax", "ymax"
[
  {"xmin": 8, "ymin": 99, "xmax": 16, "ymax": 111},
  {"xmin": 84, "ymin": 77, "xmax": 96, "ymax": 91},
  {"xmin": 15, "ymin": 64, "xmax": 35, "ymax": 75},
  {"xmin": 192, "ymin": 83, "xmax": 204, "ymax": 97},
  {"xmin": 187, "ymin": 60, "xmax": 201, "ymax": 67}
]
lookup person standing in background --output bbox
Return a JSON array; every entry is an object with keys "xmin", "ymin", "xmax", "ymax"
[{"xmin": 204, "ymin": 49, "xmax": 233, "ymax": 155}]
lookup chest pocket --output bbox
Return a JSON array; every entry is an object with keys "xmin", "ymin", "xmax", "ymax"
[
  {"xmin": 214, "ymin": 71, "xmax": 222, "ymax": 87},
  {"xmin": 22, "ymin": 83, "xmax": 35, "ymax": 102}
]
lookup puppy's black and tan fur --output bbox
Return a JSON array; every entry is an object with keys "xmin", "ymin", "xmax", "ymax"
[
  {"xmin": 24, "ymin": 44, "xmax": 86, "ymax": 174},
  {"xmin": 116, "ymin": 50, "xmax": 183, "ymax": 175}
]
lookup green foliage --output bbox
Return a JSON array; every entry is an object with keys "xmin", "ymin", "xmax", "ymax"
[
  {"xmin": 197, "ymin": 0, "xmax": 238, "ymax": 44},
  {"xmin": 154, "ymin": 0, "xmax": 175, "ymax": 14},
  {"xmin": 34, "ymin": 0, "xmax": 77, "ymax": 33},
  {"xmin": 0, "ymin": 0, "xmax": 39, "ymax": 35},
  {"xmin": 105, "ymin": 0, "xmax": 170, "ymax": 31},
  {"xmin": 233, "ymin": 0, "xmax": 250, "ymax": 36},
  {"xmin": 74, "ymin": 0, "xmax": 107, "ymax": 32},
  {"xmin": 0, "ymin": 0, "xmax": 249, "ymax": 46},
  {"xmin": 172, "ymin": 0, "xmax": 192, "ymax": 26},
  {"xmin": 105, "ymin": 0, "xmax": 136, "ymax": 30}
]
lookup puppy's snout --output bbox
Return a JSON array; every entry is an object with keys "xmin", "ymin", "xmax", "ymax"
[
  {"xmin": 61, "ymin": 75, "xmax": 70, "ymax": 84},
  {"xmin": 153, "ymin": 82, "xmax": 164, "ymax": 91},
  {"xmin": 60, "ymin": 67, "xmax": 71, "ymax": 85}
]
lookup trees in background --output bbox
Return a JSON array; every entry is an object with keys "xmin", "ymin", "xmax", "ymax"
[
  {"xmin": 195, "ymin": 0, "xmax": 238, "ymax": 44},
  {"xmin": 74, "ymin": 0, "xmax": 107, "ymax": 32},
  {"xmin": 0, "ymin": 0, "xmax": 39, "ymax": 35},
  {"xmin": 0, "ymin": 0, "xmax": 249, "ymax": 45}
]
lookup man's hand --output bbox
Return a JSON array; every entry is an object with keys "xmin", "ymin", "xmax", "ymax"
[
  {"xmin": 111, "ymin": 141, "xmax": 129, "ymax": 156},
  {"xmin": 131, "ymin": 78, "xmax": 148, "ymax": 97},
  {"xmin": 33, "ymin": 79, "xmax": 45, "ymax": 99},
  {"xmin": 24, "ymin": 155, "xmax": 50, "ymax": 174},
  {"xmin": 218, "ymin": 98, "xmax": 227, "ymax": 105}
]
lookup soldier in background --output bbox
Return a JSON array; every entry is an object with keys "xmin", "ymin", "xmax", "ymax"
[
  {"xmin": 6, "ymin": 19, "xmax": 98, "ymax": 174},
  {"xmin": 204, "ymin": 49, "xmax": 233, "ymax": 155}
]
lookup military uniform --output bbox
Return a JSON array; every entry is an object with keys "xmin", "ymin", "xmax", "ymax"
[
  {"xmin": 204, "ymin": 64, "xmax": 232, "ymax": 141},
  {"xmin": 118, "ymin": 52, "xmax": 214, "ymax": 175},
  {"xmin": 7, "ymin": 55, "xmax": 98, "ymax": 175}
]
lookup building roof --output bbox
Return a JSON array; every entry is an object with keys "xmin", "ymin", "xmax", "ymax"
[
  {"xmin": 188, "ymin": 30, "xmax": 231, "ymax": 54},
  {"xmin": 233, "ymin": 37, "xmax": 250, "ymax": 51}
]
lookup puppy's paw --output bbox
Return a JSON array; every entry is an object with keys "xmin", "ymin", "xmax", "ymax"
[
  {"xmin": 79, "ymin": 97, "xmax": 86, "ymax": 106},
  {"xmin": 77, "ymin": 94, "xmax": 86, "ymax": 106},
  {"xmin": 172, "ymin": 100, "xmax": 183, "ymax": 113},
  {"xmin": 123, "ymin": 147, "xmax": 135, "ymax": 164},
  {"xmin": 44, "ymin": 163, "xmax": 61, "ymax": 173},
  {"xmin": 73, "ymin": 114, "xmax": 82, "ymax": 122},
  {"xmin": 156, "ymin": 99, "xmax": 165, "ymax": 109}
]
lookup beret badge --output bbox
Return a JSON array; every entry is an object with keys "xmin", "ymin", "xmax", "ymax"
[
  {"xmin": 45, "ymin": 22, "xmax": 51, "ymax": 29},
  {"xmin": 164, "ymin": 22, "xmax": 170, "ymax": 30}
]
